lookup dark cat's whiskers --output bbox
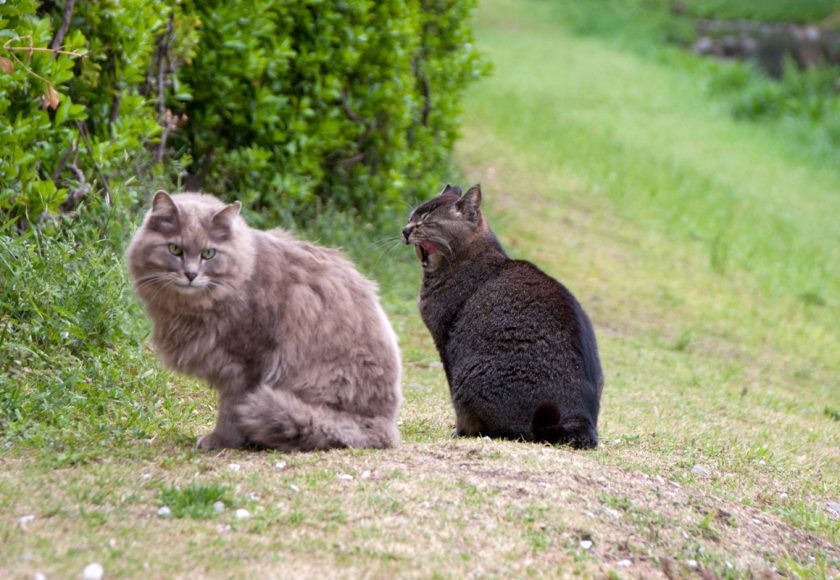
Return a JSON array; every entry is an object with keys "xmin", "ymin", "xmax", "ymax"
[
  {"xmin": 369, "ymin": 236, "xmax": 403, "ymax": 249},
  {"xmin": 397, "ymin": 198, "xmax": 418, "ymax": 214},
  {"xmin": 373, "ymin": 239, "xmax": 405, "ymax": 266}
]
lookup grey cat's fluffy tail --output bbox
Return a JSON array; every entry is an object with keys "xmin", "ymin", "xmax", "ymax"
[
  {"xmin": 532, "ymin": 400, "xmax": 598, "ymax": 449},
  {"xmin": 237, "ymin": 385, "xmax": 399, "ymax": 452}
]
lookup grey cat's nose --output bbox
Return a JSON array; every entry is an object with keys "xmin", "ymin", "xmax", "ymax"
[
  {"xmin": 402, "ymin": 225, "xmax": 413, "ymax": 242},
  {"xmin": 185, "ymin": 271, "xmax": 198, "ymax": 282}
]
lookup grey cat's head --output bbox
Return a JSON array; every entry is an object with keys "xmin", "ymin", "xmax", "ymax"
[
  {"xmin": 402, "ymin": 184, "xmax": 485, "ymax": 271},
  {"xmin": 126, "ymin": 191, "xmax": 255, "ymax": 311}
]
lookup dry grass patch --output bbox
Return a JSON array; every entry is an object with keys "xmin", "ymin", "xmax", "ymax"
[{"xmin": 3, "ymin": 441, "xmax": 837, "ymax": 578}]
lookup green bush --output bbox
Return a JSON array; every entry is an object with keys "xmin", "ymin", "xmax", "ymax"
[
  {"xmin": 172, "ymin": 0, "xmax": 486, "ymax": 223},
  {"xmin": 0, "ymin": 0, "xmax": 87, "ymax": 225},
  {"xmin": 0, "ymin": 0, "xmax": 486, "ymax": 229}
]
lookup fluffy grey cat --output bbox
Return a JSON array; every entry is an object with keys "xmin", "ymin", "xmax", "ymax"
[
  {"xmin": 403, "ymin": 184, "xmax": 603, "ymax": 448},
  {"xmin": 127, "ymin": 191, "xmax": 402, "ymax": 452}
]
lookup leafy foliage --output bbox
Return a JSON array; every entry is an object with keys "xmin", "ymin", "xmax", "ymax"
[
  {"xmin": 0, "ymin": 0, "xmax": 87, "ymax": 225},
  {"xmin": 172, "ymin": 0, "xmax": 486, "ymax": 222},
  {"xmin": 0, "ymin": 0, "xmax": 486, "ymax": 228}
]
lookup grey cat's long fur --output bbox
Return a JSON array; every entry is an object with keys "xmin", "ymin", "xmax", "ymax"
[
  {"xmin": 403, "ymin": 184, "xmax": 603, "ymax": 448},
  {"xmin": 127, "ymin": 191, "xmax": 402, "ymax": 452}
]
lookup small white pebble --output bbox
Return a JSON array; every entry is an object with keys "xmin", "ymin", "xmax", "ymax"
[
  {"xmin": 725, "ymin": 561, "xmax": 733, "ymax": 569},
  {"xmin": 691, "ymin": 465, "xmax": 710, "ymax": 476},
  {"xmin": 289, "ymin": 484, "xmax": 300, "ymax": 492},
  {"xmin": 688, "ymin": 559, "xmax": 698, "ymax": 568},
  {"xmin": 274, "ymin": 461, "xmax": 287, "ymax": 471},
  {"xmin": 228, "ymin": 463, "xmax": 241, "ymax": 472},
  {"xmin": 141, "ymin": 473, "xmax": 152, "ymax": 480},
  {"xmin": 213, "ymin": 501, "xmax": 225, "ymax": 514},
  {"xmin": 18, "ymin": 515, "xmax": 35, "ymax": 526},
  {"xmin": 421, "ymin": 501, "xmax": 431, "ymax": 508},
  {"xmin": 758, "ymin": 460, "xmax": 766, "ymax": 465},
  {"xmin": 337, "ymin": 473, "xmax": 354, "ymax": 481},
  {"xmin": 361, "ymin": 470, "xmax": 371, "ymax": 479},
  {"xmin": 616, "ymin": 559, "xmax": 631, "ymax": 568},
  {"xmin": 82, "ymin": 563, "xmax": 104, "ymax": 580},
  {"xmin": 33, "ymin": 573, "xmax": 46, "ymax": 580},
  {"xmin": 584, "ymin": 511, "xmax": 595, "ymax": 519},
  {"xmin": 234, "ymin": 509, "xmax": 250, "ymax": 520},
  {"xmin": 157, "ymin": 506, "xmax": 171, "ymax": 518},
  {"xmin": 579, "ymin": 540, "xmax": 593, "ymax": 550},
  {"xmin": 779, "ymin": 492, "xmax": 788, "ymax": 500}
]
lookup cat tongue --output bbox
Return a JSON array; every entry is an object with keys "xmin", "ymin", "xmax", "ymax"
[{"xmin": 419, "ymin": 240, "xmax": 438, "ymax": 255}]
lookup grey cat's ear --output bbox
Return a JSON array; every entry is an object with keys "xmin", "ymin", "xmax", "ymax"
[
  {"xmin": 210, "ymin": 201, "xmax": 242, "ymax": 239},
  {"xmin": 439, "ymin": 184, "xmax": 462, "ymax": 197},
  {"xmin": 148, "ymin": 190, "xmax": 179, "ymax": 232},
  {"xmin": 455, "ymin": 184, "xmax": 482, "ymax": 222},
  {"xmin": 151, "ymin": 190, "xmax": 177, "ymax": 215}
]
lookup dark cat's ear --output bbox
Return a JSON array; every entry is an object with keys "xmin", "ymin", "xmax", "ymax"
[
  {"xmin": 210, "ymin": 201, "xmax": 242, "ymax": 240},
  {"xmin": 439, "ymin": 184, "xmax": 462, "ymax": 197},
  {"xmin": 455, "ymin": 184, "xmax": 482, "ymax": 222},
  {"xmin": 148, "ymin": 190, "xmax": 179, "ymax": 233}
]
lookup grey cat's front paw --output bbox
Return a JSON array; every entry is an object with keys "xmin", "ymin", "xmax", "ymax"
[{"xmin": 196, "ymin": 432, "xmax": 229, "ymax": 451}]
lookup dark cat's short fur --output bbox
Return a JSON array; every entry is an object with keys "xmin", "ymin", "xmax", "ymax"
[{"xmin": 403, "ymin": 184, "xmax": 603, "ymax": 448}]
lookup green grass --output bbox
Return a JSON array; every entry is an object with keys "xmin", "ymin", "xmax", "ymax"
[
  {"xmin": 159, "ymin": 482, "xmax": 232, "ymax": 520},
  {"xmin": 2, "ymin": 0, "xmax": 839, "ymax": 577},
  {"xmin": 684, "ymin": 0, "xmax": 840, "ymax": 23}
]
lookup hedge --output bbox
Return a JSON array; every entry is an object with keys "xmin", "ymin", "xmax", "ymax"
[{"xmin": 0, "ymin": 0, "xmax": 486, "ymax": 228}]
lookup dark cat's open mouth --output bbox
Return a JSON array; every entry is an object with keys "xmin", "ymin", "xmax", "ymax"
[{"xmin": 414, "ymin": 240, "xmax": 439, "ymax": 267}]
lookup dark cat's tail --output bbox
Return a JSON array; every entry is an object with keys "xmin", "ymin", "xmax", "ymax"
[
  {"xmin": 532, "ymin": 400, "xmax": 598, "ymax": 449},
  {"xmin": 237, "ymin": 385, "xmax": 399, "ymax": 452}
]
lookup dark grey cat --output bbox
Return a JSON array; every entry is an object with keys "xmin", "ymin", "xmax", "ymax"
[{"xmin": 403, "ymin": 184, "xmax": 603, "ymax": 448}]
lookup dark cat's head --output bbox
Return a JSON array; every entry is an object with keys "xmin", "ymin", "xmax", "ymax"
[
  {"xmin": 402, "ymin": 184, "xmax": 486, "ymax": 271},
  {"xmin": 126, "ymin": 191, "xmax": 255, "ymax": 310}
]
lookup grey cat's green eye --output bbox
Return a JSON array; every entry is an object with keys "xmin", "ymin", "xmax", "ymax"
[
  {"xmin": 201, "ymin": 248, "xmax": 216, "ymax": 260},
  {"xmin": 168, "ymin": 243, "xmax": 183, "ymax": 256}
]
